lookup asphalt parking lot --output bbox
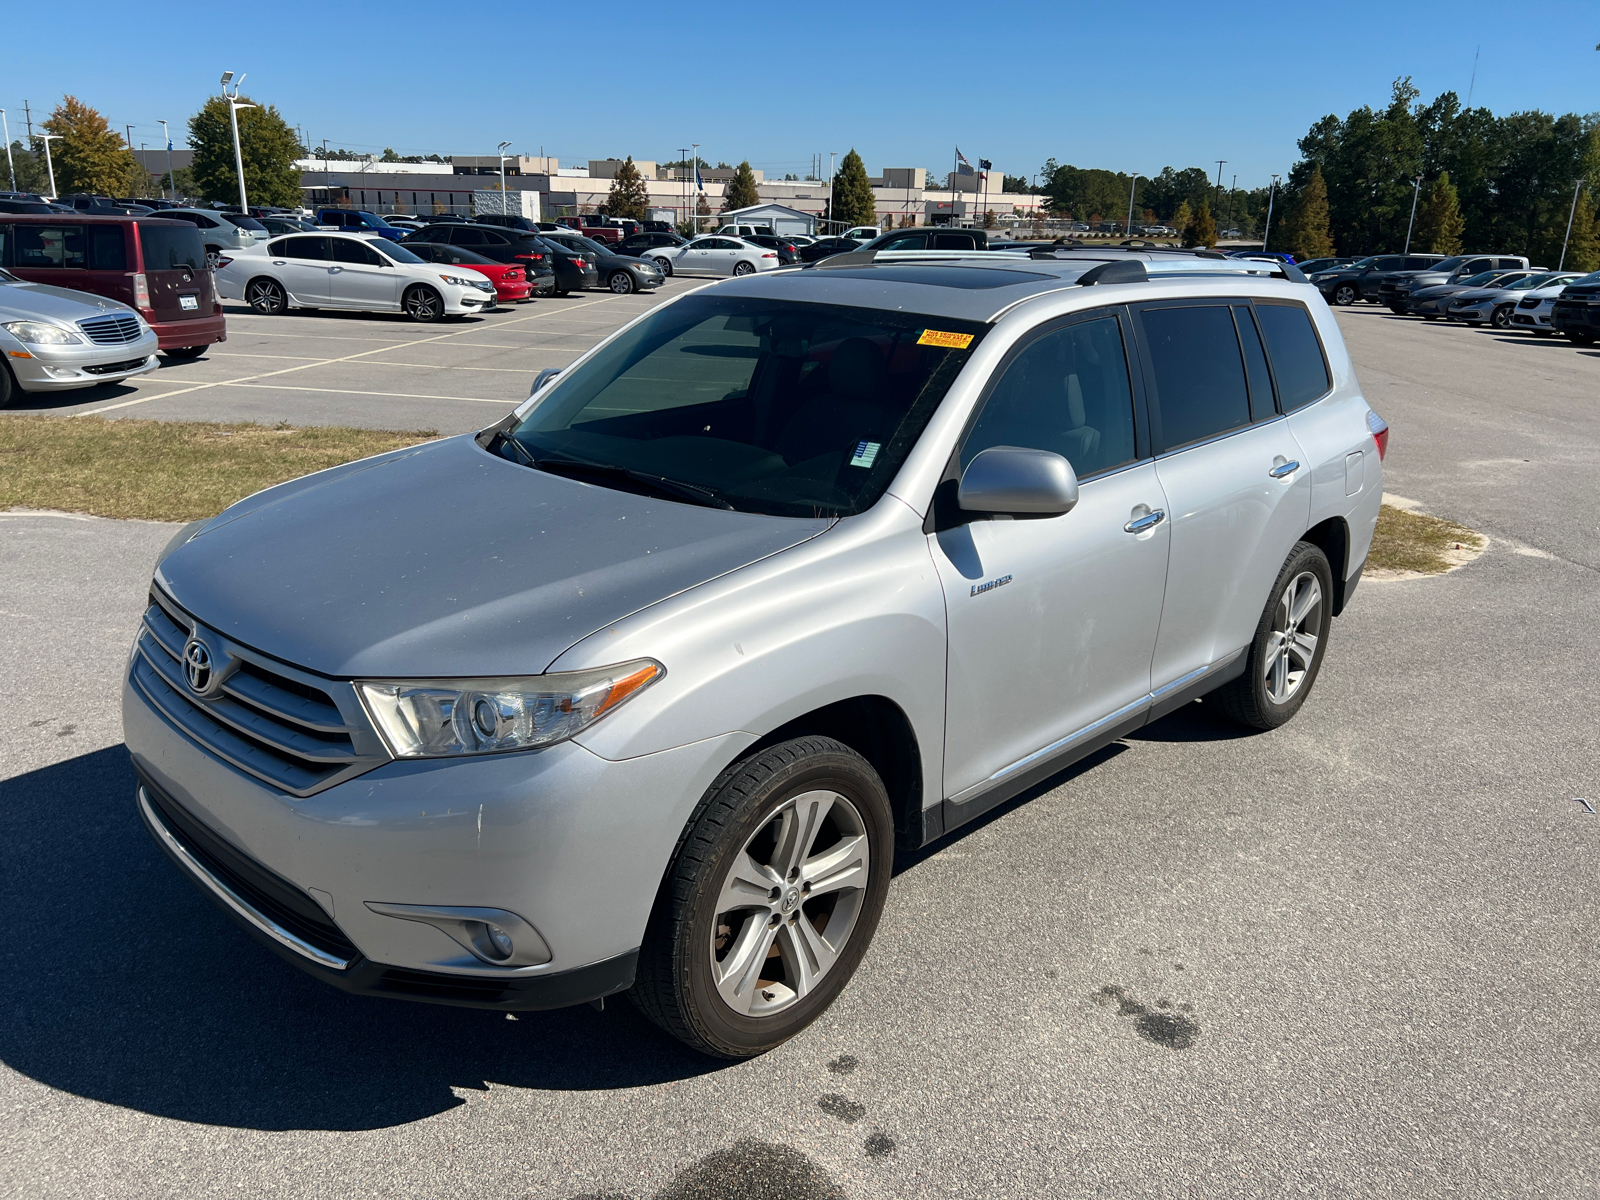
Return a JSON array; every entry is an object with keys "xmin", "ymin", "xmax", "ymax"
[{"xmin": 2, "ymin": 301, "xmax": 1597, "ymax": 1199}]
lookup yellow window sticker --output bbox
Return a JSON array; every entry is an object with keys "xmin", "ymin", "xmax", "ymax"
[{"xmin": 917, "ymin": 329, "xmax": 974, "ymax": 349}]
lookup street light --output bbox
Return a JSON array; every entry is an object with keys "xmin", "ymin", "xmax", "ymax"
[
  {"xmin": 497, "ymin": 140, "xmax": 512, "ymax": 196},
  {"xmin": 1402, "ymin": 173, "xmax": 1424, "ymax": 254},
  {"xmin": 0, "ymin": 110, "xmax": 14, "ymax": 191},
  {"xmin": 39, "ymin": 132, "xmax": 60, "ymax": 199},
  {"xmin": 221, "ymin": 71, "xmax": 256, "ymax": 212},
  {"xmin": 1559, "ymin": 179, "xmax": 1585, "ymax": 270},
  {"xmin": 827, "ymin": 151, "xmax": 837, "ymax": 234},
  {"xmin": 158, "ymin": 119, "xmax": 175, "ymax": 202},
  {"xmin": 1125, "ymin": 173, "xmax": 1142, "ymax": 239},
  {"xmin": 1263, "ymin": 174, "xmax": 1280, "ymax": 251}
]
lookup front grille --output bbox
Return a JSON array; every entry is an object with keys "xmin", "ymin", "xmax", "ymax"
[
  {"xmin": 1518, "ymin": 297, "xmax": 1541, "ymax": 309},
  {"xmin": 84, "ymin": 357, "xmax": 149, "ymax": 375},
  {"xmin": 141, "ymin": 777, "xmax": 361, "ymax": 963},
  {"xmin": 78, "ymin": 313, "xmax": 143, "ymax": 345},
  {"xmin": 130, "ymin": 591, "xmax": 389, "ymax": 797}
]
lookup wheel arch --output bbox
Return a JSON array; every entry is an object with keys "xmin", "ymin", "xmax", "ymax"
[{"xmin": 1302, "ymin": 515, "xmax": 1353, "ymax": 615}]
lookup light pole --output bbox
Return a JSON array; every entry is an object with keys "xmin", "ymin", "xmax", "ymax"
[
  {"xmin": 691, "ymin": 142, "xmax": 701, "ymax": 230},
  {"xmin": 1402, "ymin": 173, "xmax": 1423, "ymax": 253},
  {"xmin": 158, "ymin": 119, "xmax": 175, "ymax": 201},
  {"xmin": 220, "ymin": 71, "xmax": 256, "ymax": 212},
  {"xmin": 1213, "ymin": 159, "xmax": 1226, "ymax": 216},
  {"xmin": 677, "ymin": 146, "xmax": 688, "ymax": 229},
  {"xmin": 497, "ymin": 140, "xmax": 512, "ymax": 197},
  {"xmin": 0, "ymin": 110, "xmax": 14, "ymax": 191},
  {"xmin": 1263, "ymin": 174, "xmax": 1280, "ymax": 251},
  {"xmin": 827, "ymin": 151, "xmax": 837, "ymax": 233},
  {"xmin": 1559, "ymin": 179, "xmax": 1585, "ymax": 270},
  {"xmin": 39, "ymin": 132, "xmax": 60, "ymax": 199},
  {"xmin": 1125, "ymin": 172, "xmax": 1142, "ymax": 238}
]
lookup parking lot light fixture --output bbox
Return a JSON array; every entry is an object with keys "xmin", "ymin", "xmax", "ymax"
[
  {"xmin": 1263, "ymin": 174, "xmax": 1280, "ymax": 251},
  {"xmin": 39, "ymin": 132, "xmax": 60, "ymax": 199},
  {"xmin": 1559, "ymin": 179, "xmax": 1584, "ymax": 270},
  {"xmin": 159, "ymin": 119, "xmax": 175, "ymax": 202},
  {"xmin": 1, "ymin": 110, "xmax": 14, "ymax": 191},
  {"xmin": 221, "ymin": 72, "xmax": 255, "ymax": 213},
  {"xmin": 1125, "ymin": 173, "xmax": 1142, "ymax": 240},
  {"xmin": 1403, "ymin": 174, "xmax": 1423, "ymax": 254},
  {"xmin": 497, "ymin": 141, "xmax": 512, "ymax": 196}
]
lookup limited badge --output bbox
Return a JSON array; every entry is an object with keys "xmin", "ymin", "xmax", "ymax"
[
  {"xmin": 916, "ymin": 329, "xmax": 974, "ymax": 349},
  {"xmin": 849, "ymin": 441, "xmax": 881, "ymax": 468}
]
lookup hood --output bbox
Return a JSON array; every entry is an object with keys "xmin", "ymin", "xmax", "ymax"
[
  {"xmin": 0, "ymin": 280, "xmax": 136, "ymax": 323},
  {"xmin": 1411, "ymin": 283, "xmax": 1466, "ymax": 299},
  {"xmin": 157, "ymin": 434, "xmax": 832, "ymax": 678}
]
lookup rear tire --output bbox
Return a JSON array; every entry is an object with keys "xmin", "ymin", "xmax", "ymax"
[
  {"xmin": 607, "ymin": 270, "xmax": 635, "ymax": 294},
  {"xmin": 402, "ymin": 285, "xmax": 443, "ymax": 322},
  {"xmin": 204, "ymin": 246, "xmax": 223, "ymax": 269},
  {"xmin": 630, "ymin": 736, "xmax": 893, "ymax": 1059},
  {"xmin": 246, "ymin": 278, "xmax": 286, "ymax": 315},
  {"xmin": 164, "ymin": 346, "xmax": 206, "ymax": 360},
  {"xmin": 1211, "ymin": 541, "xmax": 1334, "ymax": 731},
  {"xmin": 732, "ymin": 261, "xmax": 756, "ymax": 277}
]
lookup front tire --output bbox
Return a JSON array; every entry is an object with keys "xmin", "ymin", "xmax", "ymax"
[
  {"xmin": 204, "ymin": 246, "xmax": 223, "ymax": 269},
  {"xmin": 1388, "ymin": 304, "xmax": 1407, "ymax": 314},
  {"xmin": 246, "ymin": 278, "xmax": 286, "ymax": 315},
  {"xmin": 1332, "ymin": 283, "xmax": 1358, "ymax": 307},
  {"xmin": 1491, "ymin": 304, "xmax": 1514, "ymax": 330},
  {"xmin": 1568, "ymin": 329, "xmax": 1597, "ymax": 346},
  {"xmin": 0, "ymin": 359, "xmax": 15, "ymax": 408},
  {"xmin": 402, "ymin": 285, "xmax": 443, "ymax": 323},
  {"xmin": 608, "ymin": 269, "xmax": 635, "ymax": 294},
  {"xmin": 1211, "ymin": 541, "xmax": 1334, "ymax": 731},
  {"xmin": 163, "ymin": 346, "xmax": 207, "ymax": 360},
  {"xmin": 652, "ymin": 255, "xmax": 674, "ymax": 277},
  {"xmin": 631, "ymin": 736, "xmax": 893, "ymax": 1059}
]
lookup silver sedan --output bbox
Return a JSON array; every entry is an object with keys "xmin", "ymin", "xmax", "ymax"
[
  {"xmin": 644, "ymin": 235, "xmax": 782, "ymax": 278},
  {"xmin": 0, "ymin": 269, "xmax": 158, "ymax": 405}
]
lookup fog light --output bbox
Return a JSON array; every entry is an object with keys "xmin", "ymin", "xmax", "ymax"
[{"xmin": 485, "ymin": 923, "xmax": 514, "ymax": 959}]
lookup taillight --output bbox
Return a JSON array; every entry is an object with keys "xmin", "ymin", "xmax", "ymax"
[
  {"xmin": 1366, "ymin": 409, "xmax": 1389, "ymax": 460},
  {"xmin": 132, "ymin": 272, "xmax": 152, "ymax": 316},
  {"xmin": 214, "ymin": 256, "xmax": 232, "ymax": 269},
  {"xmin": 762, "ymin": 252, "xmax": 777, "ymax": 258}
]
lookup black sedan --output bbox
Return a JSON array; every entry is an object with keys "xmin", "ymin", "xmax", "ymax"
[
  {"xmin": 615, "ymin": 231, "xmax": 687, "ymax": 258},
  {"xmin": 530, "ymin": 236, "xmax": 601, "ymax": 295},
  {"xmin": 403, "ymin": 240, "xmax": 556, "ymax": 298},
  {"xmin": 402, "ymin": 223, "xmax": 592, "ymax": 296},
  {"xmin": 796, "ymin": 236, "xmax": 861, "ymax": 263},
  {"xmin": 740, "ymin": 233, "xmax": 803, "ymax": 265},
  {"xmin": 539, "ymin": 231, "xmax": 665, "ymax": 294}
]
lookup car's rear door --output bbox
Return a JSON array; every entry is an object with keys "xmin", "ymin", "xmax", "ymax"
[
  {"xmin": 327, "ymin": 237, "xmax": 400, "ymax": 308},
  {"xmin": 1133, "ymin": 299, "xmax": 1311, "ymax": 691},
  {"xmin": 134, "ymin": 221, "xmax": 211, "ymax": 323},
  {"xmin": 270, "ymin": 236, "xmax": 333, "ymax": 303}
]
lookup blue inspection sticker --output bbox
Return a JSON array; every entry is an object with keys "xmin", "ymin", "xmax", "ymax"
[{"xmin": 849, "ymin": 441, "xmax": 881, "ymax": 468}]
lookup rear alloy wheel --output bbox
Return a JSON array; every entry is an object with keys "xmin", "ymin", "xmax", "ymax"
[
  {"xmin": 631, "ymin": 736, "xmax": 893, "ymax": 1059},
  {"xmin": 164, "ymin": 346, "xmax": 206, "ymax": 360},
  {"xmin": 1491, "ymin": 305, "xmax": 1514, "ymax": 330},
  {"xmin": 204, "ymin": 246, "xmax": 223, "ymax": 269},
  {"xmin": 652, "ymin": 256, "xmax": 674, "ymax": 277},
  {"xmin": 608, "ymin": 269, "xmax": 635, "ymax": 294},
  {"xmin": 246, "ymin": 278, "xmax": 286, "ymax": 315},
  {"xmin": 1332, "ymin": 283, "xmax": 1359, "ymax": 306},
  {"xmin": 1212, "ymin": 541, "xmax": 1333, "ymax": 731},
  {"xmin": 732, "ymin": 261, "xmax": 756, "ymax": 277},
  {"xmin": 403, "ymin": 285, "xmax": 443, "ymax": 322}
]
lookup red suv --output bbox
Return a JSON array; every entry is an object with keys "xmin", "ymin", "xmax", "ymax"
[{"xmin": 1, "ymin": 214, "xmax": 226, "ymax": 358}]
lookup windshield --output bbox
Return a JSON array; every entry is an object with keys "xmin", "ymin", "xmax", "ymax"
[
  {"xmin": 1509, "ymin": 274, "xmax": 1563, "ymax": 290},
  {"xmin": 1427, "ymin": 257, "xmax": 1466, "ymax": 273},
  {"xmin": 222, "ymin": 213, "xmax": 268, "ymax": 231},
  {"xmin": 364, "ymin": 213, "xmax": 394, "ymax": 228},
  {"xmin": 1455, "ymin": 271, "xmax": 1500, "ymax": 287},
  {"xmin": 375, "ymin": 242, "xmax": 426, "ymax": 265},
  {"xmin": 503, "ymin": 295, "xmax": 987, "ymax": 518}
]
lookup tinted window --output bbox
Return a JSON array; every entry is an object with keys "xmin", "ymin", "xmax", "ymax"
[
  {"xmin": 1255, "ymin": 303, "xmax": 1330, "ymax": 411},
  {"xmin": 222, "ymin": 213, "xmax": 267, "ymax": 231},
  {"xmin": 962, "ymin": 313, "xmax": 1137, "ymax": 480},
  {"xmin": 1372, "ymin": 257, "xmax": 1406, "ymax": 271},
  {"xmin": 932, "ymin": 233, "xmax": 977, "ymax": 249},
  {"xmin": 14, "ymin": 225, "xmax": 85, "ymax": 268},
  {"xmin": 1233, "ymin": 305, "xmax": 1276, "ymax": 421},
  {"xmin": 1403, "ymin": 256, "xmax": 1440, "ymax": 270},
  {"xmin": 451, "ymin": 227, "xmax": 485, "ymax": 245},
  {"xmin": 332, "ymin": 238, "xmax": 384, "ymax": 265},
  {"xmin": 282, "ymin": 236, "xmax": 331, "ymax": 261},
  {"xmin": 1140, "ymin": 305, "xmax": 1251, "ymax": 450},
  {"xmin": 88, "ymin": 225, "xmax": 127, "ymax": 270},
  {"xmin": 374, "ymin": 241, "xmax": 425, "ymax": 265},
  {"xmin": 878, "ymin": 234, "xmax": 925, "ymax": 251}
]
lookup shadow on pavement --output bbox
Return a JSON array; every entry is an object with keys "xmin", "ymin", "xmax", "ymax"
[
  {"xmin": 0, "ymin": 746, "xmax": 726, "ymax": 1132},
  {"xmin": 1125, "ymin": 697, "xmax": 1255, "ymax": 743}
]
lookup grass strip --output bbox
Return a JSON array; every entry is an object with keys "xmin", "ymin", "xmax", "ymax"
[
  {"xmin": 0, "ymin": 415, "xmax": 438, "ymax": 522},
  {"xmin": 1366, "ymin": 503, "xmax": 1484, "ymax": 574}
]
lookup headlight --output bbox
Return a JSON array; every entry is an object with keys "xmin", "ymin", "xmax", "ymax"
[
  {"xmin": 358, "ymin": 659, "xmax": 663, "ymax": 758},
  {"xmin": 438, "ymin": 274, "xmax": 493, "ymax": 291},
  {"xmin": 4, "ymin": 320, "xmax": 84, "ymax": 345}
]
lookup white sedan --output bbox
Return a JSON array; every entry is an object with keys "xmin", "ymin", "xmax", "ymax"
[
  {"xmin": 214, "ymin": 233, "xmax": 497, "ymax": 322},
  {"xmin": 644, "ymin": 236, "xmax": 781, "ymax": 278}
]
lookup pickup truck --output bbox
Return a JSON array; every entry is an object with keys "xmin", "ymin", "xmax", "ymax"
[{"xmin": 556, "ymin": 216, "xmax": 629, "ymax": 245}]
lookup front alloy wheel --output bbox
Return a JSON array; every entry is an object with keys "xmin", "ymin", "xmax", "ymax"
[
  {"xmin": 403, "ymin": 285, "xmax": 443, "ymax": 322},
  {"xmin": 608, "ymin": 270, "xmax": 635, "ymax": 294},
  {"xmin": 1333, "ymin": 283, "xmax": 1358, "ymax": 306},
  {"xmin": 1212, "ymin": 540, "xmax": 1333, "ymax": 730},
  {"xmin": 1491, "ymin": 304, "xmax": 1514, "ymax": 330}
]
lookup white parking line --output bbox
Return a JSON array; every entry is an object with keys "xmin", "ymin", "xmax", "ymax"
[{"xmin": 224, "ymin": 382, "xmax": 510, "ymax": 403}]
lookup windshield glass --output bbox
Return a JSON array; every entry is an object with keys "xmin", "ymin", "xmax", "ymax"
[
  {"xmin": 1455, "ymin": 271, "xmax": 1500, "ymax": 287},
  {"xmin": 504, "ymin": 295, "xmax": 987, "ymax": 518},
  {"xmin": 222, "ymin": 213, "xmax": 267, "ymax": 231},
  {"xmin": 364, "ymin": 213, "xmax": 394, "ymax": 228},
  {"xmin": 1510, "ymin": 274, "xmax": 1562, "ymax": 290},
  {"xmin": 374, "ymin": 241, "xmax": 426, "ymax": 264},
  {"xmin": 1428, "ymin": 256, "xmax": 1466, "ymax": 273}
]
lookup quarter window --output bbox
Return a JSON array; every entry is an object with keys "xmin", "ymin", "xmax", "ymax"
[
  {"xmin": 1254, "ymin": 303, "xmax": 1330, "ymax": 412},
  {"xmin": 88, "ymin": 225, "xmax": 127, "ymax": 270},
  {"xmin": 962, "ymin": 313, "xmax": 1137, "ymax": 480},
  {"xmin": 14, "ymin": 225, "xmax": 85, "ymax": 269},
  {"xmin": 1139, "ymin": 305, "xmax": 1251, "ymax": 450},
  {"xmin": 1232, "ymin": 304, "xmax": 1276, "ymax": 422}
]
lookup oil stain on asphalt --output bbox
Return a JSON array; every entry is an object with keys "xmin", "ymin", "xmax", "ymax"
[
  {"xmin": 566, "ymin": 1138, "xmax": 847, "ymax": 1200},
  {"xmin": 817, "ymin": 1094, "xmax": 867, "ymax": 1124},
  {"xmin": 1095, "ymin": 983, "xmax": 1200, "ymax": 1049}
]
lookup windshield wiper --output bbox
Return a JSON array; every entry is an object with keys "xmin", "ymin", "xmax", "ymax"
[{"xmin": 497, "ymin": 439, "xmax": 734, "ymax": 510}]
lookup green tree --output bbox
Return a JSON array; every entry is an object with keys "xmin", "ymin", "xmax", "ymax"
[
  {"xmin": 606, "ymin": 156, "xmax": 650, "ymax": 221},
  {"xmin": 5, "ymin": 142, "xmax": 50, "ymax": 193},
  {"xmin": 1183, "ymin": 200, "xmax": 1217, "ymax": 248},
  {"xmin": 41, "ymin": 96, "xmax": 136, "ymax": 196},
  {"xmin": 983, "ymin": 209, "xmax": 996, "ymax": 228},
  {"xmin": 1002, "ymin": 173, "xmax": 1031, "ymax": 193},
  {"xmin": 188, "ymin": 95, "xmax": 303, "ymax": 206},
  {"xmin": 1171, "ymin": 200, "xmax": 1192, "ymax": 238},
  {"xmin": 830, "ymin": 148, "xmax": 875, "ymax": 229},
  {"xmin": 1412, "ymin": 171, "xmax": 1465, "ymax": 253},
  {"xmin": 720, "ymin": 160, "xmax": 760, "ymax": 212},
  {"xmin": 1561, "ymin": 188, "xmax": 1599, "ymax": 271},
  {"xmin": 1278, "ymin": 166, "xmax": 1334, "ymax": 260}
]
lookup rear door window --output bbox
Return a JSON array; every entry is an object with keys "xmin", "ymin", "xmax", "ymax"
[
  {"xmin": 932, "ymin": 233, "xmax": 977, "ymax": 249},
  {"xmin": 282, "ymin": 236, "xmax": 331, "ymax": 260},
  {"xmin": 88, "ymin": 225, "xmax": 127, "ymax": 270},
  {"xmin": 1254, "ymin": 302, "xmax": 1330, "ymax": 412},
  {"xmin": 14, "ymin": 225, "xmax": 86, "ymax": 268},
  {"xmin": 332, "ymin": 238, "xmax": 383, "ymax": 265},
  {"xmin": 1137, "ymin": 304, "xmax": 1252, "ymax": 451}
]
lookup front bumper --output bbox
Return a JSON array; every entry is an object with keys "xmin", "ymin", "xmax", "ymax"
[
  {"xmin": 1511, "ymin": 310, "xmax": 1553, "ymax": 328},
  {"xmin": 492, "ymin": 281, "xmax": 533, "ymax": 303},
  {"xmin": 123, "ymin": 665, "xmax": 749, "ymax": 1007},
  {"xmin": 151, "ymin": 312, "xmax": 227, "ymax": 350},
  {"xmin": 7, "ymin": 330, "xmax": 161, "ymax": 391},
  {"xmin": 1552, "ymin": 303, "xmax": 1599, "ymax": 332},
  {"xmin": 442, "ymin": 285, "xmax": 496, "ymax": 314}
]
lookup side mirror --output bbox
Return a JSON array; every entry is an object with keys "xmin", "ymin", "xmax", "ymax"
[
  {"xmin": 957, "ymin": 446, "xmax": 1079, "ymax": 516},
  {"xmin": 529, "ymin": 367, "xmax": 562, "ymax": 399}
]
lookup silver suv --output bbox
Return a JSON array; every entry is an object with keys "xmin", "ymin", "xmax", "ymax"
[{"xmin": 124, "ymin": 248, "xmax": 1387, "ymax": 1058}]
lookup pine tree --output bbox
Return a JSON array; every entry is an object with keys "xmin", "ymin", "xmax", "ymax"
[
  {"xmin": 606, "ymin": 156, "xmax": 650, "ymax": 221},
  {"xmin": 1278, "ymin": 166, "xmax": 1334, "ymax": 260},
  {"xmin": 1171, "ymin": 200, "xmax": 1192, "ymax": 239},
  {"xmin": 831, "ymin": 149, "xmax": 876, "ymax": 229},
  {"xmin": 1413, "ymin": 172, "xmax": 1465, "ymax": 254},
  {"xmin": 983, "ymin": 209, "xmax": 996, "ymax": 228},
  {"xmin": 41, "ymin": 96, "xmax": 136, "ymax": 196},
  {"xmin": 1561, "ymin": 188, "xmax": 1599, "ymax": 272},
  {"xmin": 188, "ymin": 95, "xmax": 304, "ymax": 206},
  {"xmin": 5, "ymin": 142, "xmax": 50, "ymax": 193},
  {"xmin": 694, "ymin": 192, "xmax": 711, "ymax": 233},
  {"xmin": 720, "ymin": 160, "xmax": 760, "ymax": 212},
  {"xmin": 1184, "ymin": 200, "xmax": 1217, "ymax": 248}
]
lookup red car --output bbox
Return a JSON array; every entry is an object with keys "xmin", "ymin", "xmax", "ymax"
[{"xmin": 402, "ymin": 242, "xmax": 533, "ymax": 303}]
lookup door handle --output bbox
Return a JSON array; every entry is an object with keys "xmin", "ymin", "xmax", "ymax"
[
  {"xmin": 1268, "ymin": 460, "xmax": 1301, "ymax": 479},
  {"xmin": 1124, "ymin": 509, "xmax": 1166, "ymax": 533}
]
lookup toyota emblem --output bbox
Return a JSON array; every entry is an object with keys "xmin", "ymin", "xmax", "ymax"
[{"xmin": 182, "ymin": 637, "xmax": 213, "ymax": 695}]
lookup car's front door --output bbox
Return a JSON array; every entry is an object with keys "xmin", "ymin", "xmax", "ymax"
[
  {"xmin": 931, "ymin": 307, "xmax": 1171, "ymax": 809},
  {"xmin": 269, "ymin": 236, "xmax": 332, "ymax": 304},
  {"xmin": 1132, "ymin": 300, "xmax": 1312, "ymax": 692},
  {"xmin": 327, "ymin": 237, "xmax": 400, "ymax": 308}
]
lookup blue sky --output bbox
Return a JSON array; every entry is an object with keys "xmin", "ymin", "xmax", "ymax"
[{"xmin": 6, "ymin": 1, "xmax": 1596, "ymax": 189}]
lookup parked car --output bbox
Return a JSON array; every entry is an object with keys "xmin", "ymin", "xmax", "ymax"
[
  {"xmin": 380, "ymin": 215, "xmax": 429, "ymax": 232},
  {"xmin": 555, "ymin": 215, "xmax": 625, "ymax": 245},
  {"xmin": 1224, "ymin": 249, "xmax": 1296, "ymax": 264},
  {"xmin": 314, "ymin": 209, "xmax": 405, "ymax": 242},
  {"xmin": 1378, "ymin": 254, "xmax": 1529, "ymax": 312},
  {"xmin": 643, "ymin": 235, "xmax": 781, "ymax": 277},
  {"xmin": 257, "ymin": 215, "xmax": 321, "ymax": 238},
  {"xmin": 1313, "ymin": 254, "xmax": 1443, "ymax": 306},
  {"xmin": 715, "ymin": 224, "xmax": 774, "ymax": 239},
  {"xmin": 215, "ymin": 233, "xmax": 497, "ymax": 321},
  {"xmin": 125, "ymin": 247, "xmax": 1383, "ymax": 1059},
  {"xmin": 531, "ymin": 236, "xmax": 602, "ymax": 294},
  {"xmin": 841, "ymin": 226, "xmax": 881, "ymax": 241},
  {"xmin": 403, "ymin": 224, "xmax": 570, "ymax": 295},
  {"xmin": 1550, "ymin": 270, "xmax": 1600, "ymax": 345},
  {"xmin": 740, "ymin": 233, "xmax": 802, "ymax": 265},
  {"xmin": 1403, "ymin": 269, "xmax": 1527, "ymax": 319},
  {"xmin": 1293, "ymin": 257, "xmax": 1354, "ymax": 276},
  {"xmin": 1446, "ymin": 272, "xmax": 1576, "ymax": 328},
  {"xmin": 474, "ymin": 213, "xmax": 544, "ymax": 234},
  {"xmin": 796, "ymin": 236, "xmax": 862, "ymax": 263},
  {"xmin": 859, "ymin": 228, "xmax": 990, "ymax": 253},
  {"xmin": 0, "ymin": 198, "xmax": 56, "ymax": 214},
  {"xmin": 0, "ymin": 213, "xmax": 226, "ymax": 357},
  {"xmin": 538, "ymin": 231, "xmax": 664, "ymax": 294},
  {"xmin": 401, "ymin": 242, "xmax": 536, "ymax": 304},
  {"xmin": 1508, "ymin": 275, "xmax": 1589, "ymax": 335},
  {"xmin": 615, "ymin": 231, "xmax": 687, "ymax": 258},
  {"xmin": 152, "ymin": 207, "xmax": 269, "ymax": 266},
  {"xmin": 0, "ymin": 266, "xmax": 160, "ymax": 403}
]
